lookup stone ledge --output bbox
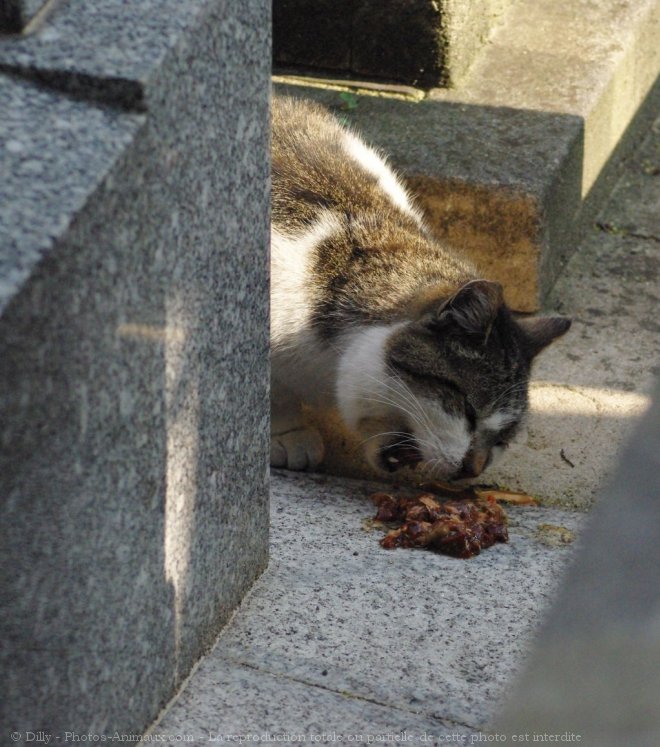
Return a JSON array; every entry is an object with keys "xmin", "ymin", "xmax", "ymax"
[
  {"xmin": 0, "ymin": 0, "xmax": 207, "ymax": 108},
  {"xmin": 0, "ymin": 74, "xmax": 145, "ymax": 315},
  {"xmin": 274, "ymin": 0, "xmax": 660, "ymax": 312}
]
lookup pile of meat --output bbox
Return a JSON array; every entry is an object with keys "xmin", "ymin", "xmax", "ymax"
[{"xmin": 371, "ymin": 490, "xmax": 509, "ymax": 559}]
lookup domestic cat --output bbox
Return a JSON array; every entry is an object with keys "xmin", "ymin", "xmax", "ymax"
[{"xmin": 271, "ymin": 95, "xmax": 570, "ymax": 478}]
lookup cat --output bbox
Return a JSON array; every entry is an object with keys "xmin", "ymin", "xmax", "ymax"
[{"xmin": 270, "ymin": 95, "xmax": 570, "ymax": 479}]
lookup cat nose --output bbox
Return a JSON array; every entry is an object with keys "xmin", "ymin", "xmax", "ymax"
[{"xmin": 457, "ymin": 449, "xmax": 490, "ymax": 479}]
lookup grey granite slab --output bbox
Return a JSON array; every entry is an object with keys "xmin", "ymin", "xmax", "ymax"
[
  {"xmin": 0, "ymin": 0, "xmax": 47, "ymax": 32},
  {"xmin": 497, "ymin": 379, "xmax": 660, "ymax": 746},
  {"xmin": 1, "ymin": 0, "xmax": 271, "ymax": 736},
  {"xmin": 0, "ymin": 0, "xmax": 208, "ymax": 107},
  {"xmin": 157, "ymin": 660, "xmax": 472, "ymax": 744},
  {"xmin": 0, "ymin": 73, "xmax": 144, "ymax": 315},
  {"xmin": 159, "ymin": 471, "xmax": 584, "ymax": 732}
]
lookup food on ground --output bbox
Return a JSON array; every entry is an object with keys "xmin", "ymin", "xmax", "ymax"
[
  {"xmin": 371, "ymin": 491, "xmax": 509, "ymax": 559},
  {"xmin": 419, "ymin": 480, "xmax": 538, "ymax": 506}
]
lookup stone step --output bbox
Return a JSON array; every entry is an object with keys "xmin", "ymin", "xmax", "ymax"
[
  {"xmin": 275, "ymin": 0, "xmax": 660, "ymax": 312},
  {"xmin": 0, "ymin": 0, "xmax": 270, "ymax": 737}
]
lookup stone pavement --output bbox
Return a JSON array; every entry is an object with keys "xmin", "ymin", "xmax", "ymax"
[
  {"xmin": 156, "ymin": 470, "xmax": 584, "ymax": 742},
  {"xmin": 151, "ymin": 114, "xmax": 659, "ymax": 744}
]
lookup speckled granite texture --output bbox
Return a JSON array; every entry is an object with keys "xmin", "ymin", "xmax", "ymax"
[
  {"xmin": 0, "ymin": 0, "xmax": 206, "ymax": 107},
  {"xmin": 0, "ymin": 75, "xmax": 145, "ymax": 314},
  {"xmin": 158, "ymin": 663, "xmax": 472, "ymax": 743},
  {"xmin": 0, "ymin": 0, "xmax": 270, "ymax": 737},
  {"xmin": 157, "ymin": 471, "xmax": 583, "ymax": 739}
]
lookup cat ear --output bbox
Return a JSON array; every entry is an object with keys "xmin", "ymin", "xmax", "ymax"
[
  {"xmin": 425, "ymin": 280, "xmax": 504, "ymax": 335},
  {"xmin": 518, "ymin": 316, "xmax": 572, "ymax": 357}
]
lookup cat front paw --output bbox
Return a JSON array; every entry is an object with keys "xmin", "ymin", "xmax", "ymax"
[{"xmin": 270, "ymin": 427, "xmax": 324, "ymax": 471}]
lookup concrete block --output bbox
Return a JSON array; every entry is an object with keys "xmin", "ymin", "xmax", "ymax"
[
  {"xmin": 440, "ymin": 0, "xmax": 511, "ymax": 85},
  {"xmin": 0, "ymin": 0, "xmax": 46, "ymax": 33},
  {"xmin": 1, "ymin": 0, "xmax": 270, "ymax": 736},
  {"xmin": 271, "ymin": 85, "xmax": 582, "ymax": 312},
  {"xmin": 496, "ymin": 379, "xmax": 660, "ymax": 745},
  {"xmin": 153, "ymin": 471, "xmax": 584, "ymax": 733}
]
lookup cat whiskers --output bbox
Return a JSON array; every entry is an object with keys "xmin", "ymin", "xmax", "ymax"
[
  {"xmin": 350, "ymin": 379, "xmax": 432, "ymax": 440},
  {"xmin": 350, "ymin": 386, "xmax": 441, "ymax": 468},
  {"xmin": 336, "ymin": 354, "xmax": 455, "ymax": 469},
  {"xmin": 490, "ymin": 379, "xmax": 529, "ymax": 411},
  {"xmin": 356, "ymin": 426, "xmax": 437, "ymax": 457}
]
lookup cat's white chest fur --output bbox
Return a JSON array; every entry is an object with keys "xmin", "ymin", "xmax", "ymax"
[{"xmin": 270, "ymin": 213, "xmax": 341, "ymax": 408}]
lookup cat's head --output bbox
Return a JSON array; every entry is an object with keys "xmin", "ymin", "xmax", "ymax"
[{"xmin": 336, "ymin": 280, "xmax": 570, "ymax": 479}]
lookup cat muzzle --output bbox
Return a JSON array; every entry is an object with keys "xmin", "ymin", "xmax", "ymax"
[
  {"xmin": 380, "ymin": 434, "xmax": 423, "ymax": 472},
  {"xmin": 453, "ymin": 449, "xmax": 492, "ymax": 480}
]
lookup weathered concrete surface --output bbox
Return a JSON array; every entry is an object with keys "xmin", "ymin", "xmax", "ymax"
[
  {"xmin": 276, "ymin": 0, "xmax": 659, "ymax": 312},
  {"xmin": 431, "ymin": 0, "xmax": 660, "ymax": 197},
  {"xmin": 441, "ymin": 0, "xmax": 510, "ymax": 85},
  {"xmin": 595, "ymin": 114, "xmax": 660, "ymax": 239},
  {"xmin": 1, "ymin": 0, "xmax": 270, "ymax": 737},
  {"xmin": 497, "ymin": 378, "xmax": 660, "ymax": 746},
  {"xmin": 156, "ymin": 470, "xmax": 584, "ymax": 739}
]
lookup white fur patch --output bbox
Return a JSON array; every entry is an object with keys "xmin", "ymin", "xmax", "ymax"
[
  {"xmin": 336, "ymin": 325, "xmax": 397, "ymax": 430},
  {"xmin": 270, "ymin": 211, "xmax": 341, "ymax": 349},
  {"xmin": 481, "ymin": 410, "xmax": 517, "ymax": 434},
  {"xmin": 414, "ymin": 394, "xmax": 472, "ymax": 469},
  {"xmin": 337, "ymin": 324, "xmax": 471, "ymax": 474},
  {"xmin": 342, "ymin": 132, "xmax": 423, "ymax": 223}
]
